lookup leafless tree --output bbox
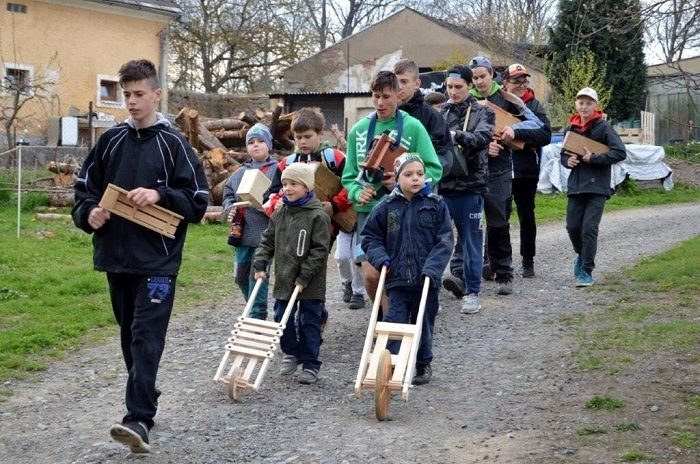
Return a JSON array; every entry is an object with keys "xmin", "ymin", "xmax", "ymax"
[
  {"xmin": 0, "ymin": 50, "xmax": 60, "ymax": 150},
  {"xmin": 644, "ymin": 0, "xmax": 700, "ymax": 63},
  {"xmin": 170, "ymin": 0, "xmax": 315, "ymax": 93}
]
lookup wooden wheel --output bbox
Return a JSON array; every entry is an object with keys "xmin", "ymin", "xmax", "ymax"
[
  {"xmin": 227, "ymin": 367, "xmax": 245, "ymax": 400},
  {"xmin": 374, "ymin": 349, "xmax": 392, "ymax": 421}
]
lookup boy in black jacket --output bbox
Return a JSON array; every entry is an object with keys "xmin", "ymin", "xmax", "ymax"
[
  {"xmin": 560, "ymin": 87, "xmax": 626, "ymax": 287},
  {"xmin": 394, "ymin": 59, "xmax": 454, "ymax": 174},
  {"xmin": 72, "ymin": 59, "xmax": 208, "ymax": 454}
]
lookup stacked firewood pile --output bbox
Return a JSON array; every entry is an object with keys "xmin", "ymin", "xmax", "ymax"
[{"xmin": 174, "ymin": 104, "xmax": 300, "ymax": 207}]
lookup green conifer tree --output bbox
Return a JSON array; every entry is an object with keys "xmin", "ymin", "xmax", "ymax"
[{"xmin": 548, "ymin": 0, "xmax": 646, "ymax": 122}]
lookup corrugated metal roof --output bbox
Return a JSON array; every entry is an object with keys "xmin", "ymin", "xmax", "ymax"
[
  {"xmin": 647, "ymin": 56, "xmax": 700, "ymax": 77},
  {"xmin": 269, "ymin": 91, "xmax": 371, "ymax": 98}
]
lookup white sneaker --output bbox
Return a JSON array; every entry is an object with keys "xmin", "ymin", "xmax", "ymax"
[{"xmin": 461, "ymin": 293, "xmax": 481, "ymax": 314}]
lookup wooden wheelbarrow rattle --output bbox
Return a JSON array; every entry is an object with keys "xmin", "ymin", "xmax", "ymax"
[
  {"xmin": 353, "ymin": 266, "xmax": 431, "ymax": 420},
  {"xmin": 214, "ymin": 280, "xmax": 302, "ymax": 400}
]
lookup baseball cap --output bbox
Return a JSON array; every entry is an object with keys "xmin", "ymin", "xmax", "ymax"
[
  {"xmin": 504, "ymin": 63, "xmax": 530, "ymax": 80},
  {"xmin": 576, "ymin": 87, "xmax": 599, "ymax": 102},
  {"xmin": 468, "ymin": 55, "xmax": 493, "ymax": 71}
]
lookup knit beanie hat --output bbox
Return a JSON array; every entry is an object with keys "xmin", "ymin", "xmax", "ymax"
[
  {"xmin": 281, "ymin": 162, "xmax": 315, "ymax": 191},
  {"xmin": 246, "ymin": 123, "xmax": 273, "ymax": 151},
  {"xmin": 393, "ymin": 153, "xmax": 425, "ymax": 179}
]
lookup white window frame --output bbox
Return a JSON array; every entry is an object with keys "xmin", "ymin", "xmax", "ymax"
[
  {"xmin": 2, "ymin": 62, "xmax": 34, "ymax": 96},
  {"xmin": 96, "ymin": 74, "xmax": 125, "ymax": 109}
]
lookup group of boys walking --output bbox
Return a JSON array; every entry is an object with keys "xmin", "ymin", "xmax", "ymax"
[{"xmin": 73, "ymin": 55, "xmax": 625, "ymax": 454}]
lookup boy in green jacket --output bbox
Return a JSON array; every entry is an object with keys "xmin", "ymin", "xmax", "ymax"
[
  {"xmin": 342, "ymin": 70, "xmax": 442, "ymax": 310},
  {"xmin": 254, "ymin": 163, "xmax": 330, "ymax": 384}
]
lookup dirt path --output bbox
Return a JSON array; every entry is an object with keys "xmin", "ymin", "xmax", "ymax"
[{"xmin": 1, "ymin": 202, "xmax": 698, "ymax": 464}]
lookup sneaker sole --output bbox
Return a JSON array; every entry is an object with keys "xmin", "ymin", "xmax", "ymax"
[
  {"xmin": 443, "ymin": 279, "xmax": 465, "ymax": 298},
  {"xmin": 460, "ymin": 307, "xmax": 480, "ymax": 314},
  {"xmin": 576, "ymin": 282, "xmax": 593, "ymax": 287},
  {"xmin": 110, "ymin": 424, "xmax": 150, "ymax": 454}
]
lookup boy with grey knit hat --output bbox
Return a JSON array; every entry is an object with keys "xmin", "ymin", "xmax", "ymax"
[{"xmin": 222, "ymin": 123, "xmax": 278, "ymax": 319}]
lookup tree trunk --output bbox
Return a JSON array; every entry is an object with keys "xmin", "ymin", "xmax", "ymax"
[{"xmin": 202, "ymin": 118, "xmax": 247, "ymax": 131}]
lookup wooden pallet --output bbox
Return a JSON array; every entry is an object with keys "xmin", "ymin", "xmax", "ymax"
[{"xmin": 98, "ymin": 183, "xmax": 183, "ymax": 239}]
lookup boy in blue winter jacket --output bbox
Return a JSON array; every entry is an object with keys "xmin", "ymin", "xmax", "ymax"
[
  {"xmin": 222, "ymin": 123, "xmax": 279, "ymax": 320},
  {"xmin": 361, "ymin": 154, "xmax": 453, "ymax": 385},
  {"xmin": 72, "ymin": 59, "xmax": 208, "ymax": 454}
]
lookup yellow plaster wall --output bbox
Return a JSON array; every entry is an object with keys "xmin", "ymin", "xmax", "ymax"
[{"xmin": 1, "ymin": 0, "xmax": 167, "ymax": 136}]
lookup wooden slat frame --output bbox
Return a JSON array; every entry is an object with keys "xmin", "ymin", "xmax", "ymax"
[{"xmin": 99, "ymin": 183, "xmax": 183, "ymax": 239}]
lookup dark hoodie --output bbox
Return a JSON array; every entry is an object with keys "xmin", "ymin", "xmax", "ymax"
[
  {"xmin": 72, "ymin": 114, "xmax": 209, "ymax": 275},
  {"xmin": 559, "ymin": 111, "xmax": 626, "ymax": 198},
  {"xmin": 438, "ymin": 96, "xmax": 494, "ymax": 195},
  {"xmin": 512, "ymin": 90, "xmax": 552, "ymax": 179},
  {"xmin": 399, "ymin": 90, "xmax": 454, "ymax": 174}
]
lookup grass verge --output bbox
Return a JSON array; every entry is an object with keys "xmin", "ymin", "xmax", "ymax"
[
  {"xmin": 0, "ymin": 195, "xmax": 232, "ymax": 383},
  {"xmin": 566, "ymin": 235, "xmax": 700, "ymax": 462}
]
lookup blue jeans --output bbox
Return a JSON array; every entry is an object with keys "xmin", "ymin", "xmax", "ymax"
[
  {"xmin": 384, "ymin": 286, "xmax": 439, "ymax": 367},
  {"xmin": 274, "ymin": 298, "xmax": 323, "ymax": 371},
  {"xmin": 234, "ymin": 246, "xmax": 268, "ymax": 319},
  {"xmin": 443, "ymin": 193, "xmax": 484, "ymax": 295}
]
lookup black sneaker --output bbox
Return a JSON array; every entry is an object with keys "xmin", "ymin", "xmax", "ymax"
[
  {"xmin": 412, "ymin": 364, "xmax": 432, "ymax": 385},
  {"xmin": 110, "ymin": 421, "xmax": 150, "ymax": 454},
  {"xmin": 341, "ymin": 282, "xmax": 352, "ymax": 303},
  {"xmin": 482, "ymin": 263, "xmax": 495, "ymax": 281},
  {"xmin": 442, "ymin": 274, "xmax": 465, "ymax": 299},
  {"xmin": 348, "ymin": 293, "xmax": 366, "ymax": 309},
  {"xmin": 522, "ymin": 261, "xmax": 535, "ymax": 278},
  {"xmin": 496, "ymin": 280, "xmax": 513, "ymax": 295}
]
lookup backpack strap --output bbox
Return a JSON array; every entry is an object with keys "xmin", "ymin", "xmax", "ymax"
[
  {"xmin": 364, "ymin": 110, "xmax": 404, "ymax": 153},
  {"xmin": 321, "ymin": 147, "xmax": 336, "ymax": 170}
]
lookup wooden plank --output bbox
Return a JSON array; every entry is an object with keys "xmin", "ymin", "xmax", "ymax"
[
  {"xmin": 232, "ymin": 324, "xmax": 281, "ymax": 337},
  {"xmin": 365, "ymin": 333, "xmax": 389, "ymax": 382},
  {"xmin": 231, "ymin": 330, "xmax": 279, "ymax": 344},
  {"xmin": 476, "ymin": 100, "xmax": 526, "ymax": 150},
  {"xmin": 237, "ymin": 316, "xmax": 283, "ymax": 330},
  {"xmin": 562, "ymin": 131, "xmax": 609, "ymax": 157},
  {"xmin": 227, "ymin": 336, "xmax": 276, "ymax": 352},
  {"xmin": 374, "ymin": 321, "xmax": 418, "ymax": 337},
  {"xmin": 225, "ymin": 343, "xmax": 273, "ymax": 359},
  {"xmin": 391, "ymin": 335, "xmax": 413, "ymax": 383},
  {"xmin": 243, "ymin": 357, "xmax": 258, "ymax": 383},
  {"xmin": 110, "ymin": 201, "xmax": 178, "ymax": 237}
]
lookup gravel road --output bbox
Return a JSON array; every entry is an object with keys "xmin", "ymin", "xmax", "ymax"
[{"xmin": 1, "ymin": 201, "xmax": 698, "ymax": 464}]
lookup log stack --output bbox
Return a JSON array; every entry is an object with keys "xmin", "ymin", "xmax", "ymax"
[{"xmin": 173, "ymin": 105, "xmax": 307, "ymax": 206}]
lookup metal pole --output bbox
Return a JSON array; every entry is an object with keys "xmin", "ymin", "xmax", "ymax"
[{"xmin": 16, "ymin": 145, "xmax": 21, "ymax": 238}]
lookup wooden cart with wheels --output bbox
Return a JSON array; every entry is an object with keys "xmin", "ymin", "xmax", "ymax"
[
  {"xmin": 354, "ymin": 266, "xmax": 431, "ymax": 420},
  {"xmin": 214, "ymin": 281, "xmax": 301, "ymax": 400}
]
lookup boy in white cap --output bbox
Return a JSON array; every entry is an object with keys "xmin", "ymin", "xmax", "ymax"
[
  {"xmin": 560, "ymin": 87, "xmax": 626, "ymax": 287},
  {"xmin": 223, "ymin": 122, "xmax": 279, "ymax": 320},
  {"xmin": 254, "ymin": 163, "xmax": 331, "ymax": 384},
  {"xmin": 361, "ymin": 153, "xmax": 453, "ymax": 385}
]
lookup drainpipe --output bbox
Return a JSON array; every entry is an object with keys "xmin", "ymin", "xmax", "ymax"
[{"xmin": 158, "ymin": 28, "xmax": 169, "ymax": 114}]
